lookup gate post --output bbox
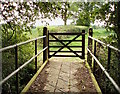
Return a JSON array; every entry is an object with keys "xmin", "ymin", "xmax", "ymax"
[
  {"xmin": 87, "ymin": 28, "xmax": 93, "ymax": 67},
  {"xmin": 43, "ymin": 27, "xmax": 48, "ymax": 63},
  {"xmin": 48, "ymin": 30, "xmax": 50, "ymax": 59},
  {"xmin": 82, "ymin": 30, "xmax": 85, "ymax": 59}
]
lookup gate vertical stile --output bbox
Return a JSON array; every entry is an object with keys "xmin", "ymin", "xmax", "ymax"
[{"xmin": 82, "ymin": 30, "xmax": 85, "ymax": 59}]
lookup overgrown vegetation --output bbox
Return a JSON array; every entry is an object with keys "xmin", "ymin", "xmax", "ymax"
[{"xmin": 93, "ymin": 34, "xmax": 119, "ymax": 93}]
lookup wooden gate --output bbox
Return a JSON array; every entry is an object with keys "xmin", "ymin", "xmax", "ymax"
[{"xmin": 48, "ymin": 30, "xmax": 85, "ymax": 59}]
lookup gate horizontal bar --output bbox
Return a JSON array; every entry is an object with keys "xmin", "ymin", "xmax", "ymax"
[
  {"xmin": 49, "ymin": 40, "xmax": 82, "ymax": 42},
  {"xmin": 49, "ymin": 51, "xmax": 82, "ymax": 53},
  {"xmin": 49, "ymin": 32, "xmax": 82, "ymax": 35},
  {"xmin": 49, "ymin": 55, "xmax": 82, "ymax": 57},
  {"xmin": 49, "ymin": 46, "xmax": 82, "ymax": 48}
]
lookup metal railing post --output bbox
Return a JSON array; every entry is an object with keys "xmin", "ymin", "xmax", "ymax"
[
  {"xmin": 93, "ymin": 40, "xmax": 96, "ymax": 73},
  {"xmin": 35, "ymin": 39, "xmax": 37, "ymax": 72},
  {"xmin": 106, "ymin": 46, "xmax": 111, "ymax": 93},
  {"xmin": 107, "ymin": 46, "xmax": 111, "ymax": 72},
  {"xmin": 87, "ymin": 28, "xmax": 93, "ymax": 68},
  {"xmin": 82, "ymin": 30, "xmax": 85, "ymax": 59},
  {"xmin": 15, "ymin": 46, "xmax": 19, "ymax": 94}
]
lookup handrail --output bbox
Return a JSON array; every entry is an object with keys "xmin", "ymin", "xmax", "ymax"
[
  {"xmin": 1, "ymin": 27, "xmax": 49, "ymax": 94},
  {"xmin": 87, "ymin": 28, "xmax": 120, "ymax": 93},
  {"xmin": 0, "ymin": 36, "xmax": 46, "ymax": 52},
  {"xmin": 87, "ymin": 48, "xmax": 120, "ymax": 93},
  {"xmin": 0, "ymin": 46, "xmax": 48, "ymax": 85},
  {"xmin": 88, "ymin": 36, "xmax": 120, "ymax": 53}
]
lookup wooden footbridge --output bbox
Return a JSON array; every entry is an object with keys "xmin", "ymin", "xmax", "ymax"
[{"xmin": 0, "ymin": 27, "xmax": 120, "ymax": 94}]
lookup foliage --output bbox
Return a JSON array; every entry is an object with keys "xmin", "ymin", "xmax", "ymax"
[
  {"xmin": 76, "ymin": 3, "xmax": 93, "ymax": 26},
  {"xmin": 0, "ymin": 2, "xmax": 62, "ymax": 42},
  {"xmin": 94, "ymin": 34, "xmax": 119, "ymax": 93},
  {"xmin": 2, "ymin": 33, "xmax": 35, "ymax": 93},
  {"xmin": 70, "ymin": 2, "xmax": 97, "ymax": 26},
  {"xmin": 92, "ymin": 2, "xmax": 120, "ymax": 49}
]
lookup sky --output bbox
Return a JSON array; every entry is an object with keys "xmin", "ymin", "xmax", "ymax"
[
  {"xmin": 35, "ymin": 17, "xmax": 74, "ymax": 26},
  {"xmin": 35, "ymin": 17, "xmax": 105, "ymax": 27}
]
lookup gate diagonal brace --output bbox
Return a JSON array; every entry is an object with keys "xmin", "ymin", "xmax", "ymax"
[{"xmin": 50, "ymin": 34, "xmax": 81, "ymax": 58}]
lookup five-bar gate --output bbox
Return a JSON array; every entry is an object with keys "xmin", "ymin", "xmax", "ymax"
[{"xmin": 48, "ymin": 30, "xmax": 85, "ymax": 59}]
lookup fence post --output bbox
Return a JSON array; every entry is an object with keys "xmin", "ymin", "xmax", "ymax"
[
  {"xmin": 15, "ymin": 46, "xmax": 19, "ymax": 94},
  {"xmin": 35, "ymin": 39, "xmax": 37, "ymax": 72},
  {"xmin": 82, "ymin": 30, "xmax": 85, "ymax": 59},
  {"xmin": 105, "ymin": 46, "xmax": 111, "ymax": 93},
  {"xmin": 93, "ymin": 40, "xmax": 96, "ymax": 73},
  {"xmin": 87, "ymin": 28, "xmax": 93, "ymax": 68},
  {"xmin": 43, "ymin": 27, "xmax": 48, "ymax": 63}
]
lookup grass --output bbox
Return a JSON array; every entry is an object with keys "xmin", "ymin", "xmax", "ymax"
[{"xmin": 93, "ymin": 28, "xmax": 114, "ymax": 38}]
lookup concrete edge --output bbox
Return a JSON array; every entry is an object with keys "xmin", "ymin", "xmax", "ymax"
[
  {"xmin": 85, "ymin": 60, "xmax": 102, "ymax": 94},
  {"xmin": 21, "ymin": 60, "xmax": 48, "ymax": 94}
]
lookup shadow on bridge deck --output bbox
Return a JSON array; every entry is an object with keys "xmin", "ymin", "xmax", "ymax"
[{"xmin": 23, "ymin": 57, "xmax": 100, "ymax": 93}]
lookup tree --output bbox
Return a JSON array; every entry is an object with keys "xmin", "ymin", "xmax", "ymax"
[
  {"xmin": 0, "ymin": 2, "xmax": 60, "ymax": 45},
  {"xmin": 71, "ymin": 2, "xmax": 96, "ymax": 27},
  {"xmin": 94, "ymin": 2, "xmax": 120, "ymax": 48},
  {"xmin": 60, "ymin": 2, "xmax": 70, "ymax": 25}
]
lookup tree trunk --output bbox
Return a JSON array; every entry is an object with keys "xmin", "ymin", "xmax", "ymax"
[{"xmin": 64, "ymin": 8, "xmax": 67, "ymax": 25}]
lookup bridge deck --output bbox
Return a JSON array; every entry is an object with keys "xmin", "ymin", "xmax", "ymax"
[{"xmin": 27, "ymin": 57, "xmax": 97, "ymax": 93}]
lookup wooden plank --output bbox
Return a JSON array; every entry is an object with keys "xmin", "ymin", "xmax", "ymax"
[
  {"xmin": 49, "ymin": 32, "xmax": 82, "ymax": 35},
  {"xmin": 49, "ymin": 55, "xmax": 82, "ymax": 57},
  {"xmin": 49, "ymin": 51, "xmax": 82, "ymax": 53},
  {"xmin": 49, "ymin": 40, "xmax": 82, "ymax": 42},
  {"xmin": 49, "ymin": 46, "xmax": 82, "ymax": 48}
]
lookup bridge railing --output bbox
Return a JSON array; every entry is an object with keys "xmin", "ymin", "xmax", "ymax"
[
  {"xmin": 87, "ymin": 28, "xmax": 120, "ymax": 93},
  {"xmin": 0, "ymin": 27, "xmax": 48, "ymax": 94}
]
